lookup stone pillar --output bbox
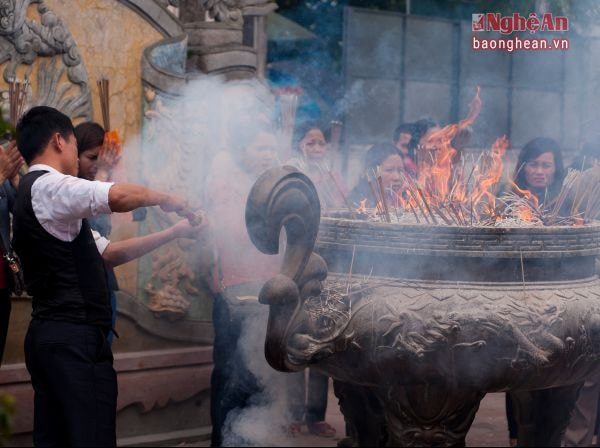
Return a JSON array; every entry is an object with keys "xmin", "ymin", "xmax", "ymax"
[
  {"xmin": 241, "ymin": 1, "xmax": 277, "ymax": 79},
  {"xmin": 179, "ymin": 0, "xmax": 258, "ymax": 79}
]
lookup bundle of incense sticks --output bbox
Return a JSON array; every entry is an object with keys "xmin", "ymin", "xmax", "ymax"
[
  {"xmin": 330, "ymin": 120, "xmax": 343, "ymax": 148},
  {"xmin": 97, "ymin": 77, "xmax": 110, "ymax": 131},
  {"xmin": 279, "ymin": 92, "xmax": 298, "ymax": 141},
  {"xmin": 8, "ymin": 78, "xmax": 29, "ymax": 127},
  {"xmin": 97, "ymin": 77, "xmax": 121, "ymax": 145}
]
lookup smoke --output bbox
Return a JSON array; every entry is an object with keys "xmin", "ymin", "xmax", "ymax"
[
  {"xmin": 221, "ymin": 302, "xmax": 294, "ymax": 447},
  {"xmin": 138, "ymin": 74, "xmax": 295, "ymax": 446}
]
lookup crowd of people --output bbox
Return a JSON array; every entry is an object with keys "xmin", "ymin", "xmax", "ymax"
[{"xmin": 0, "ymin": 100, "xmax": 599, "ymax": 447}]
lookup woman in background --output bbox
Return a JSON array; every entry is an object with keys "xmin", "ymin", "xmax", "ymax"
[
  {"xmin": 349, "ymin": 143, "xmax": 404, "ymax": 209},
  {"xmin": 512, "ymin": 137, "xmax": 565, "ymax": 205},
  {"xmin": 286, "ymin": 122, "xmax": 347, "ymax": 210},
  {"xmin": 505, "ymin": 137, "xmax": 567, "ymax": 447},
  {"xmin": 75, "ymin": 122, "xmax": 122, "ymax": 344},
  {"xmin": 205, "ymin": 120, "xmax": 281, "ymax": 446}
]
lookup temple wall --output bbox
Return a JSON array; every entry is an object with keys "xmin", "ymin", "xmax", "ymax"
[{"xmin": 45, "ymin": 0, "xmax": 165, "ymax": 294}]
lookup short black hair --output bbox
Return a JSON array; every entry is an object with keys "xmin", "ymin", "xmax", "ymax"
[
  {"xmin": 74, "ymin": 122, "xmax": 105, "ymax": 154},
  {"xmin": 16, "ymin": 106, "xmax": 75, "ymax": 164},
  {"xmin": 393, "ymin": 122, "xmax": 415, "ymax": 145}
]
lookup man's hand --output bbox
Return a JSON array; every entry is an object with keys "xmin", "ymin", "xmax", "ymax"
[
  {"xmin": 171, "ymin": 213, "xmax": 208, "ymax": 239},
  {"xmin": 159, "ymin": 193, "xmax": 196, "ymax": 220},
  {"xmin": 0, "ymin": 141, "xmax": 24, "ymax": 184}
]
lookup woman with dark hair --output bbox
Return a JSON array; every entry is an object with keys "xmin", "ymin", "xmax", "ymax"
[
  {"xmin": 349, "ymin": 143, "xmax": 404, "ymax": 208},
  {"xmin": 393, "ymin": 122, "xmax": 417, "ymax": 177},
  {"xmin": 505, "ymin": 137, "xmax": 565, "ymax": 447},
  {"xmin": 75, "ymin": 122, "xmax": 122, "ymax": 345},
  {"xmin": 512, "ymin": 137, "xmax": 565, "ymax": 204},
  {"xmin": 205, "ymin": 120, "xmax": 281, "ymax": 446},
  {"xmin": 286, "ymin": 121, "xmax": 347, "ymax": 209}
]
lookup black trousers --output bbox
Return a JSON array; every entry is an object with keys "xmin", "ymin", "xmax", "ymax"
[
  {"xmin": 24, "ymin": 319, "xmax": 117, "ymax": 447},
  {"xmin": 288, "ymin": 370, "xmax": 329, "ymax": 423},
  {"xmin": 210, "ymin": 293, "xmax": 260, "ymax": 447},
  {"xmin": 0, "ymin": 288, "xmax": 10, "ymax": 366}
]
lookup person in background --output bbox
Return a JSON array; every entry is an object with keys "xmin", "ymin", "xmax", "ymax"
[
  {"xmin": 13, "ymin": 106, "xmax": 204, "ymax": 446},
  {"xmin": 570, "ymin": 139, "xmax": 600, "ymax": 171},
  {"xmin": 505, "ymin": 137, "xmax": 569, "ymax": 447},
  {"xmin": 0, "ymin": 140, "xmax": 23, "ymax": 366},
  {"xmin": 409, "ymin": 117, "xmax": 440, "ymax": 166},
  {"xmin": 285, "ymin": 121, "xmax": 341, "ymax": 438},
  {"xmin": 286, "ymin": 121, "xmax": 347, "ymax": 209},
  {"xmin": 564, "ymin": 138, "xmax": 600, "ymax": 447},
  {"xmin": 393, "ymin": 122, "xmax": 417, "ymax": 177},
  {"xmin": 512, "ymin": 137, "xmax": 565, "ymax": 204},
  {"xmin": 75, "ymin": 122, "xmax": 122, "ymax": 344},
  {"xmin": 204, "ymin": 120, "xmax": 280, "ymax": 447},
  {"xmin": 349, "ymin": 143, "xmax": 405, "ymax": 209}
]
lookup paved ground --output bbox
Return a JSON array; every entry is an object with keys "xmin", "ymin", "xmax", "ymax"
[{"xmin": 167, "ymin": 389, "xmax": 510, "ymax": 447}]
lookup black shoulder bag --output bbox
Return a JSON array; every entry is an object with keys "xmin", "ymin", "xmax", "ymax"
[{"xmin": 0, "ymin": 234, "xmax": 24, "ymax": 296}]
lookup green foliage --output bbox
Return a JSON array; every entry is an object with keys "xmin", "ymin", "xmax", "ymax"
[{"xmin": 0, "ymin": 395, "xmax": 15, "ymax": 446}]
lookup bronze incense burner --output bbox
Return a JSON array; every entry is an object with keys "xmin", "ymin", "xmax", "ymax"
[{"xmin": 246, "ymin": 167, "xmax": 600, "ymax": 446}]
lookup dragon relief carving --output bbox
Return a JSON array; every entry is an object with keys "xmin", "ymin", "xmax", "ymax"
[
  {"xmin": 141, "ymin": 86, "xmax": 214, "ymax": 320},
  {"xmin": 0, "ymin": 0, "xmax": 91, "ymax": 120}
]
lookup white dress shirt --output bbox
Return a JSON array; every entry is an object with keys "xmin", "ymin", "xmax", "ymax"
[{"xmin": 29, "ymin": 164, "xmax": 113, "ymax": 253}]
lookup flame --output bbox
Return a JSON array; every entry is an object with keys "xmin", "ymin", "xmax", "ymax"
[
  {"xmin": 506, "ymin": 180, "xmax": 541, "ymax": 222},
  {"xmin": 363, "ymin": 87, "xmax": 568, "ymax": 227},
  {"xmin": 399, "ymin": 87, "xmax": 507, "ymax": 223},
  {"xmin": 469, "ymin": 136, "xmax": 509, "ymax": 213}
]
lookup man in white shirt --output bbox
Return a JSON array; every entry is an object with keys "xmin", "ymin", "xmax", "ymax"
[{"xmin": 13, "ymin": 106, "xmax": 200, "ymax": 446}]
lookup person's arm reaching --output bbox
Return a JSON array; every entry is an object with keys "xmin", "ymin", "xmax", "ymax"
[
  {"xmin": 108, "ymin": 183, "xmax": 196, "ymax": 221},
  {"xmin": 101, "ymin": 216, "xmax": 206, "ymax": 268}
]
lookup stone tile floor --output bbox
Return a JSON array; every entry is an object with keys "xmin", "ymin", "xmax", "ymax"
[{"xmin": 165, "ymin": 390, "xmax": 510, "ymax": 447}]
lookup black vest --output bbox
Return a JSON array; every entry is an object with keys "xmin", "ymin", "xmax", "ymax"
[{"xmin": 12, "ymin": 171, "xmax": 111, "ymax": 327}]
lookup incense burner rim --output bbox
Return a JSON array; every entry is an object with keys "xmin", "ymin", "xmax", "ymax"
[{"xmin": 317, "ymin": 217, "xmax": 600, "ymax": 259}]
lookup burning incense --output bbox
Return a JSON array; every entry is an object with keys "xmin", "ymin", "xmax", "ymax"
[
  {"xmin": 327, "ymin": 168, "xmax": 355, "ymax": 218},
  {"xmin": 366, "ymin": 174, "xmax": 383, "ymax": 217},
  {"xmin": 330, "ymin": 120, "xmax": 343, "ymax": 149},
  {"xmin": 97, "ymin": 77, "xmax": 111, "ymax": 131},
  {"xmin": 376, "ymin": 175, "xmax": 391, "ymax": 223}
]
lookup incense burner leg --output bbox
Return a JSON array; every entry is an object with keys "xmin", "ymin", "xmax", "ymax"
[
  {"xmin": 510, "ymin": 383, "xmax": 582, "ymax": 447},
  {"xmin": 382, "ymin": 385, "xmax": 484, "ymax": 447},
  {"xmin": 333, "ymin": 380, "xmax": 387, "ymax": 446}
]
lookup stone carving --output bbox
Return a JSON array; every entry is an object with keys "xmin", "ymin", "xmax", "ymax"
[
  {"xmin": 139, "ymin": 86, "xmax": 212, "ymax": 319},
  {"xmin": 0, "ymin": 0, "xmax": 91, "ymax": 120},
  {"xmin": 144, "ymin": 283, "xmax": 191, "ymax": 320},
  {"xmin": 200, "ymin": 0, "xmax": 241, "ymax": 22},
  {"xmin": 247, "ymin": 167, "xmax": 600, "ymax": 446}
]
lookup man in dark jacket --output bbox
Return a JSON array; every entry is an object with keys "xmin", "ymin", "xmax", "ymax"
[{"xmin": 13, "ymin": 106, "xmax": 199, "ymax": 446}]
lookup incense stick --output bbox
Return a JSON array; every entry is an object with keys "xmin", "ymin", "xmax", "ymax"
[
  {"xmin": 8, "ymin": 78, "xmax": 29, "ymax": 127},
  {"xmin": 97, "ymin": 77, "xmax": 110, "ymax": 131},
  {"xmin": 376, "ymin": 175, "xmax": 391, "ymax": 223}
]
